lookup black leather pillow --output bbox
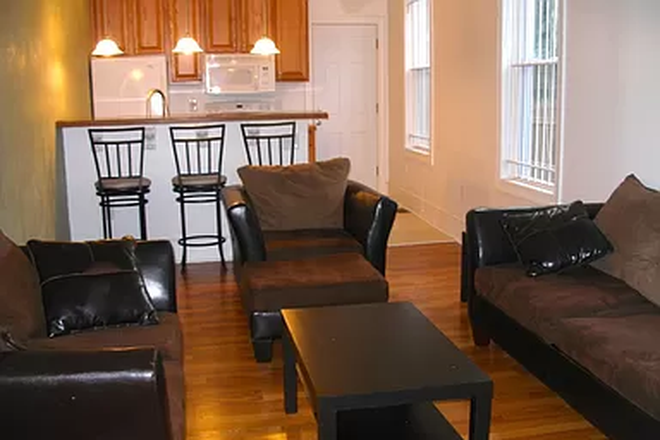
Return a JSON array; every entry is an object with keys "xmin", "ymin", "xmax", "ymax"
[
  {"xmin": 501, "ymin": 201, "xmax": 613, "ymax": 277},
  {"xmin": 41, "ymin": 271, "xmax": 158, "ymax": 337}
]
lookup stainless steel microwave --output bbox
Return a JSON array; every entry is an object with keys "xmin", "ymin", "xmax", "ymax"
[{"xmin": 205, "ymin": 54, "xmax": 276, "ymax": 94}]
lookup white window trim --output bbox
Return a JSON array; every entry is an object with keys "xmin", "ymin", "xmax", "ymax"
[
  {"xmin": 500, "ymin": 0, "xmax": 563, "ymax": 196},
  {"xmin": 404, "ymin": 0, "xmax": 432, "ymax": 157}
]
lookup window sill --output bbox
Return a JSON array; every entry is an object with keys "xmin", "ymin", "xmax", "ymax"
[{"xmin": 497, "ymin": 178, "xmax": 557, "ymax": 206}]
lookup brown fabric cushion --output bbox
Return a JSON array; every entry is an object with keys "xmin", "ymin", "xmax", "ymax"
[
  {"xmin": 238, "ymin": 157, "xmax": 350, "ymax": 231},
  {"xmin": 240, "ymin": 253, "xmax": 388, "ymax": 311},
  {"xmin": 172, "ymin": 173, "xmax": 227, "ymax": 189},
  {"xmin": 0, "ymin": 230, "xmax": 46, "ymax": 340},
  {"xmin": 96, "ymin": 177, "xmax": 152, "ymax": 192},
  {"xmin": 474, "ymin": 264, "xmax": 656, "ymax": 342},
  {"xmin": 263, "ymin": 229, "xmax": 363, "ymax": 261},
  {"xmin": 592, "ymin": 174, "xmax": 660, "ymax": 307},
  {"xmin": 26, "ymin": 311, "xmax": 181, "ymax": 361},
  {"xmin": 0, "ymin": 327, "xmax": 27, "ymax": 352},
  {"xmin": 552, "ymin": 314, "xmax": 660, "ymax": 420}
]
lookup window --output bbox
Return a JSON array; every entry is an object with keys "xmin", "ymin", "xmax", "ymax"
[
  {"xmin": 501, "ymin": 0, "xmax": 561, "ymax": 190},
  {"xmin": 405, "ymin": 0, "xmax": 431, "ymax": 153}
]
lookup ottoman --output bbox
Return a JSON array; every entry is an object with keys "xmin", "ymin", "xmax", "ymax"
[{"xmin": 239, "ymin": 253, "xmax": 389, "ymax": 362}]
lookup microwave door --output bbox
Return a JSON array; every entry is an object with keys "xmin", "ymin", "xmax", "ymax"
[{"xmin": 208, "ymin": 65, "xmax": 258, "ymax": 94}]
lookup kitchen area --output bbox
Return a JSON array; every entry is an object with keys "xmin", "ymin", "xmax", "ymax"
[{"xmin": 57, "ymin": 0, "xmax": 329, "ymax": 263}]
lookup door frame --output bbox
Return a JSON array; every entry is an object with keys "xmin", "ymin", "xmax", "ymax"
[{"xmin": 308, "ymin": 18, "xmax": 389, "ymax": 193}]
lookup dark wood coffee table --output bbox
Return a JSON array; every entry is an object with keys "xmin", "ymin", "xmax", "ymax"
[{"xmin": 282, "ymin": 302, "xmax": 493, "ymax": 440}]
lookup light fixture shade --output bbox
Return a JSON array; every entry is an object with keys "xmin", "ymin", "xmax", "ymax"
[
  {"xmin": 250, "ymin": 37, "xmax": 280, "ymax": 55},
  {"xmin": 172, "ymin": 36, "xmax": 203, "ymax": 55},
  {"xmin": 92, "ymin": 38, "xmax": 124, "ymax": 57}
]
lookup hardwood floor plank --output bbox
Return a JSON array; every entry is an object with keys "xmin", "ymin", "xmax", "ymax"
[{"xmin": 177, "ymin": 243, "xmax": 606, "ymax": 439}]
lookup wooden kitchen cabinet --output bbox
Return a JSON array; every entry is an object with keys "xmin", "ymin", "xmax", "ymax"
[
  {"xmin": 91, "ymin": 0, "xmax": 165, "ymax": 55},
  {"xmin": 202, "ymin": 0, "xmax": 240, "ymax": 53},
  {"xmin": 272, "ymin": 0, "xmax": 309, "ymax": 81},
  {"xmin": 168, "ymin": 0, "xmax": 203, "ymax": 82}
]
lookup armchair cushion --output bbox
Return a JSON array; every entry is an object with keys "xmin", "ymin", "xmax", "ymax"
[
  {"xmin": 263, "ymin": 229, "xmax": 363, "ymax": 261},
  {"xmin": 41, "ymin": 271, "xmax": 159, "ymax": 337},
  {"xmin": 0, "ymin": 230, "xmax": 46, "ymax": 341},
  {"xmin": 237, "ymin": 157, "xmax": 350, "ymax": 231}
]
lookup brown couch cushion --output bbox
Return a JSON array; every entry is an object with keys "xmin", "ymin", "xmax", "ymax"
[
  {"xmin": 474, "ymin": 264, "xmax": 656, "ymax": 342},
  {"xmin": 238, "ymin": 157, "xmax": 350, "ymax": 231},
  {"xmin": 0, "ymin": 230, "xmax": 46, "ymax": 340},
  {"xmin": 240, "ymin": 253, "xmax": 388, "ymax": 311},
  {"xmin": 552, "ymin": 314, "xmax": 660, "ymax": 420},
  {"xmin": 264, "ymin": 229, "xmax": 363, "ymax": 261},
  {"xmin": 592, "ymin": 174, "xmax": 660, "ymax": 307},
  {"xmin": 26, "ymin": 311, "xmax": 181, "ymax": 361}
]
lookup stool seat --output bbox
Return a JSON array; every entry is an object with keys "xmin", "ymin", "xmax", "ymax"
[
  {"xmin": 171, "ymin": 174, "xmax": 227, "ymax": 191},
  {"xmin": 96, "ymin": 177, "xmax": 152, "ymax": 194},
  {"xmin": 240, "ymin": 253, "xmax": 388, "ymax": 312}
]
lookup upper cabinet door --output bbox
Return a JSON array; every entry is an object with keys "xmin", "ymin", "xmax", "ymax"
[
  {"xmin": 240, "ymin": 0, "xmax": 268, "ymax": 53},
  {"xmin": 91, "ymin": 0, "xmax": 130, "ymax": 53},
  {"xmin": 272, "ymin": 0, "xmax": 309, "ymax": 81},
  {"xmin": 168, "ymin": 0, "xmax": 203, "ymax": 82},
  {"xmin": 203, "ymin": 0, "xmax": 240, "ymax": 53},
  {"xmin": 131, "ymin": 0, "xmax": 166, "ymax": 54}
]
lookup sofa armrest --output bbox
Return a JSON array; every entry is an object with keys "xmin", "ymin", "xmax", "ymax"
[
  {"xmin": 135, "ymin": 240, "xmax": 177, "ymax": 313},
  {"xmin": 344, "ymin": 181, "xmax": 398, "ymax": 275},
  {"xmin": 222, "ymin": 185, "xmax": 267, "ymax": 266},
  {"xmin": 463, "ymin": 202, "xmax": 604, "ymax": 300},
  {"xmin": 0, "ymin": 348, "xmax": 171, "ymax": 440}
]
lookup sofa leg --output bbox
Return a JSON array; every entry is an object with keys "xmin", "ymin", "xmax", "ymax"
[
  {"xmin": 252, "ymin": 339, "xmax": 274, "ymax": 363},
  {"xmin": 472, "ymin": 325, "xmax": 491, "ymax": 347}
]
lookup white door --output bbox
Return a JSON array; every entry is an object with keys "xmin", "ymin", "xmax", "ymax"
[{"xmin": 312, "ymin": 24, "xmax": 379, "ymax": 188}]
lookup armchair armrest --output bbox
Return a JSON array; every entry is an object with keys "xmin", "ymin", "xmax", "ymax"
[
  {"xmin": 135, "ymin": 240, "xmax": 177, "ymax": 313},
  {"xmin": 463, "ymin": 203, "xmax": 604, "ymax": 300},
  {"xmin": 344, "ymin": 181, "xmax": 398, "ymax": 275},
  {"xmin": 222, "ymin": 185, "xmax": 267, "ymax": 266},
  {"xmin": 0, "ymin": 348, "xmax": 171, "ymax": 440}
]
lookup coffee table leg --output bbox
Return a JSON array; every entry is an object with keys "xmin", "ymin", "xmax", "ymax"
[
  {"xmin": 317, "ymin": 407, "xmax": 337, "ymax": 440},
  {"xmin": 283, "ymin": 329, "xmax": 298, "ymax": 414},
  {"xmin": 469, "ymin": 391, "xmax": 492, "ymax": 440}
]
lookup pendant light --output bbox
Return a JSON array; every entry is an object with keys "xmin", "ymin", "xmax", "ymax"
[
  {"xmin": 173, "ymin": 1, "xmax": 203, "ymax": 54},
  {"xmin": 251, "ymin": 0, "xmax": 280, "ymax": 55},
  {"xmin": 92, "ymin": 38, "xmax": 124, "ymax": 57}
]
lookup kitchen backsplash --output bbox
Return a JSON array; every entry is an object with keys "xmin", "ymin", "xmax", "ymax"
[{"xmin": 167, "ymin": 81, "xmax": 310, "ymax": 115}]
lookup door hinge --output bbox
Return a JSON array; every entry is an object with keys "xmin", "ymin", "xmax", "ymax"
[
  {"xmin": 376, "ymin": 38, "xmax": 379, "ymax": 50},
  {"xmin": 376, "ymin": 166, "xmax": 380, "ymax": 176},
  {"xmin": 376, "ymin": 103, "xmax": 379, "ymax": 114}
]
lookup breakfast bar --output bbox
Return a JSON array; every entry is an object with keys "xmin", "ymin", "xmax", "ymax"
[{"xmin": 55, "ymin": 111, "xmax": 329, "ymax": 264}]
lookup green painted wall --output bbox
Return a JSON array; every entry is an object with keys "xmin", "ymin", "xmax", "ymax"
[{"xmin": 0, "ymin": 0, "xmax": 91, "ymax": 242}]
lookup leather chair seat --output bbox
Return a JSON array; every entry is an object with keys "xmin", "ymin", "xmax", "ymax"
[
  {"xmin": 240, "ymin": 253, "xmax": 388, "ymax": 312},
  {"xmin": 172, "ymin": 173, "xmax": 227, "ymax": 191},
  {"xmin": 96, "ymin": 177, "xmax": 152, "ymax": 194},
  {"xmin": 263, "ymin": 229, "xmax": 363, "ymax": 261}
]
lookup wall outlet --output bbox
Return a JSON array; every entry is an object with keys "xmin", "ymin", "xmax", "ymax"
[{"xmin": 145, "ymin": 126, "xmax": 157, "ymax": 150}]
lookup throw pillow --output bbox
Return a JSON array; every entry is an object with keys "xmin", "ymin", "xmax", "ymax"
[
  {"xmin": 0, "ymin": 230, "xmax": 47, "ymax": 340},
  {"xmin": 501, "ymin": 201, "xmax": 613, "ymax": 277},
  {"xmin": 42, "ymin": 271, "xmax": 159, "ymax": 337},
  {"xmin": 237, "ymin": 157, "xmax": 351, "ymax": 231},
  {"xmin": 591, "ymin": 174, "xmax": 660, "ymax": 307}
]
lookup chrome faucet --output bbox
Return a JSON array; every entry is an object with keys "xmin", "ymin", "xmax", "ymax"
[{"xmin": 146, "ymin": 88, "xmax": 169, "ymax": 118}]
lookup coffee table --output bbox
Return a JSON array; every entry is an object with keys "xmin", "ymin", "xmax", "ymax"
[{"xmin": 282, "ymin": 302, "xmax": 493, "ymax": 439}]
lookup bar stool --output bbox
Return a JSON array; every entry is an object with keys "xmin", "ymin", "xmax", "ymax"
[
  {"xmin": 88, "ymin": 127, "xmax": 150, "ymax": 240},
  {"xmin": 240, "ymin": 122, "xmax": 297, "ymax": 166},
  {"xmin": 169, "ymin": 124, "xmax": 227, "ymax": 270}
]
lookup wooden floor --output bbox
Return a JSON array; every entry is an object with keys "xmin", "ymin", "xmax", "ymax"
[{"xmin": 177, "ymin": 243, "xmax": 606, "ymax": 440}]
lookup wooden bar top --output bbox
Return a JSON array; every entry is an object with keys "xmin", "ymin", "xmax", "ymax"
[{"xmin": 56, "ymin": 111, "xmax": 329, "ymax": 128}]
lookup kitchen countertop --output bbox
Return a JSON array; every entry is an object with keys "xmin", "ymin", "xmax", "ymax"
[{"xmin": 56, "ymin": 110, "xmax": 329, "ymax": 128}]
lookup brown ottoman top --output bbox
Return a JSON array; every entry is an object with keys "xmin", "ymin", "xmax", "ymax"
[{"xmin": 240, "ymin": 253, "xmax": 388, "ymax": 312}]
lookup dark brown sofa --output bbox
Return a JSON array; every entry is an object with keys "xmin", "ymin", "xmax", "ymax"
[
  {"xmin": 464, "ymin": 204, "xmax": 660, "ymax": 440},
  {"xmin": 0, "ymin": 240, "xmax": 184, "ymax": 440}
]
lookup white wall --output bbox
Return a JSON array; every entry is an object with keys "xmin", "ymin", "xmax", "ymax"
[{"xmin": 561, "ymin": 0, "xmax": 660, "ymax": 202}]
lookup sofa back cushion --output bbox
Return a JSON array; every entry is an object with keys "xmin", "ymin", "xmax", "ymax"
[
  {"xmin": 0, "ymin": 230, "xmax": 46, "ymax": 341},
  {"xmin": 238, "ymin": 157, "xmax": 350, "ymax": 231},
  {"xmin": 592, "ymin": 174, "xmax": 660, "ymax": 307}
]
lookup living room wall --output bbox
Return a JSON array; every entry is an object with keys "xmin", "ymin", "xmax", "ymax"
[{"xmin": 0, "ymin": 1, "xmax": 91, "ymax": 242}]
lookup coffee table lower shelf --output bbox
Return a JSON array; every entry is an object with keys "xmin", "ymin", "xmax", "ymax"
[{"xmin": 337, "ymin": 402, "xmax": 462, "ymax": 440}]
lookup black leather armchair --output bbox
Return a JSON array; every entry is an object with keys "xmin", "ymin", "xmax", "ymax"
[
  {"xmin": 0, "ymin": 348, "xmax": 171, "ymax": 440},
  {"xmin": 223, "ymin": 180, "xmax": 397, "ymax": 362}
]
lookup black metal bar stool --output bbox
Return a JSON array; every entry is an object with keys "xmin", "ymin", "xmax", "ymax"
[
  {"xmin": 88, "ymin": 127, "xmax": 150, "ymax": 240},
  {"xmin": 169, "ymin": 124, "xmax": 227, "ymax": 270},
  {"xmin": 240, "ymin": 121, "xmax": 297, "ymax": 166}
]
